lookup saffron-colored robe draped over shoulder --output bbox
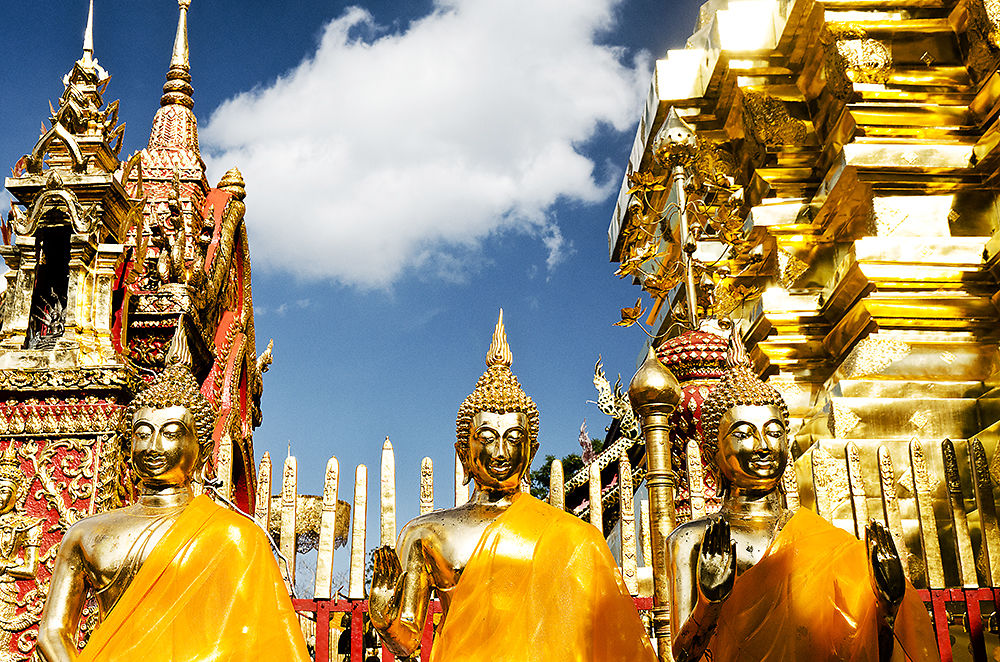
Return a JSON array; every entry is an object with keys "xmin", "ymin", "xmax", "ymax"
[
  {"xmin": 79, "ymin": 495, "xmax": 310, "ymax": 662},
  {"xmin": 430, "ymin": 493, "xmax": 657, "ymax": 662},
  {"xmin": 707, "ymin": 508, "xmax": 937, "ymax": 662}
]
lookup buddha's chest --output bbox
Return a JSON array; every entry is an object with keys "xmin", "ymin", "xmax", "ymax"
[
  {"xmin": 85, "ymin": 514, "xmax": 178, "ymax": 613},
  {"xmin": 729, "ymin": 522, "xmax": 782, "ymax": 574}
]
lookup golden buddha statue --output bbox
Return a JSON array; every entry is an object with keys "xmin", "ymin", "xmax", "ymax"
[
  {"xmin": 370, "ymin": 310, "xmax": 656, "ymax": 662},
  {"xmin": 665, "ymin": 332, "xmax": 936, "ymax": 662},
  {"xmin": 0, "ymin": 444, "xmax": 42, "ymax": 658},
  {"xmin": 37, "ymin": 331, "xmax": 309, "ymax": 662}
]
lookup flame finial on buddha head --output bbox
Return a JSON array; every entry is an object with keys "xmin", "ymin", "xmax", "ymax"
[{"xmin": 455, "ymin": 310, "xmax": 540, "ymax": 479}]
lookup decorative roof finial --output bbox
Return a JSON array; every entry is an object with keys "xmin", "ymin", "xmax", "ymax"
[
  {"xmin": 82, "ymin": 0, "xmax": 95, "ymax": 66},
  {"xmin": 725, "ymin": 324, "xmax": 749, "ymax": 369},
  {"xmin": 218, "ymin": 167, "xmax": 246, "ymax": 201},
  {"xmin": 165, "ymin": 319, "xmax": 193, "ymax": 368},
  {"xmin": 486, "ymin": 309, "xmax": 512, "ymax": 368},
  {"xmin": 161, "ymin": 0, "xmax": 194, "ymax": 108}
]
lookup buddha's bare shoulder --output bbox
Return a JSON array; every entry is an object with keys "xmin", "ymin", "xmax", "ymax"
[
  {"xmin": 55, "ymin": 508, "xmax": 137, "ymax": 557},
  {"xmin": 666, "ymin": 517, "xmax": 711, "ymax": 556},
  {"xmin": 62, "ymin": 507, "xmax": 132, "ymax": 535},
  {"xmin": 397, "ymin": 503, "xmax": 490, "ymax": 547}
]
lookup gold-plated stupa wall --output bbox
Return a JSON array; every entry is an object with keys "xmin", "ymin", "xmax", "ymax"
[{"xmin": 610, "ymin": 0, "xmax": 1000, "ymax": 591}]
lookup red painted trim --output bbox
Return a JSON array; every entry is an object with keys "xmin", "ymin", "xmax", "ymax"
[{"xmin": 201, "ymin": 188, "xmax": 232, "ymax": 267}]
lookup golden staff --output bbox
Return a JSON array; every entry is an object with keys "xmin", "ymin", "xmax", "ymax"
[{"xmin": 629, "ymin": 346, "xmax": 681, "ymax": 661}]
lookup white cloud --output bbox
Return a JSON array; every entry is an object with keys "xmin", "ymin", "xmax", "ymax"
[{"xmin": 201, "ymin": 0, "xmax": 649, "ymax": 289}]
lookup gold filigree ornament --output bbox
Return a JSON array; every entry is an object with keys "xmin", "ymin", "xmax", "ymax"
[
  {"xmin": 823, "ymin": 26, "xmax": 892, "ymax": 100},
  {"xmin": 691, "ymin": 139, "xmax": 738, "ymax": 191},
  {"xmin": 641, "ymin": 265, "xmax": 685, "ymax": 301},
  {"xmin": 777, "ymin": 249, "xmax": 809, "ymax": 289},
  {"xmin": 616, "ymin": 206, "xmax": 663, "ymax": 279},
  {"xmin": 840, "ymin": 337, "xmax": 911, "ymax": 378},
  {"xmin": 711, "ymin": 280, "xmax": 763, "ymax": 318},
  {"xmin": 741, "ymin": 90, "xmax": 807, "ymax": 147},
  {"xmin": 966, "ymin": 0, "xmax": 1000, "ymax": 80}
]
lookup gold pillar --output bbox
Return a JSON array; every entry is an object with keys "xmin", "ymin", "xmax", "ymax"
[
  {"xmin": 314, "ymin": 456, "xmax": 339, "ymax": 600},
  {"xmin": 254, "ymin": 451, "xmax": 272, "ymax": 529},
  {"xmin": 619, "ymin": 452, "xmax": 639, "ymax": 596},
  {"xmin": 629, "ymin": 346, "xmax": 681, "ymax": 661},
  {"xmin": 846, "ymin": 441, "xmax": 868, "ymax": 538},
  {"xmin": 280, "ymin": 455, "xmax": 298, "ymax": 587},
  {"xmin": 380, "ymin": 437, "xmax": 396, "ymax": 547},
  {"xmin": 877, "ymin": 445, "xmax": 906, "ymax": 580},
  {"xmin": 419, "ymin": 457, "xmax": 434, "ymax": 515},
  {"xmin": 549, "ymin": 459, "xmax": 565, "ymax": 510},
  {"xmin": 685, "ymin": 440, "xmax": 706, "ymax": 520},
  {"xmin": 971, "ymin": 440, "xmax": 1000, "ymax": 586},
  {"xmin": 348, "ymin": 465, "xmax": 368, "ymax": 599}
]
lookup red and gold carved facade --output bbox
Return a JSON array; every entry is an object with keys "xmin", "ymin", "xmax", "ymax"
[{"xmin": 0, "ymin": 2, "xmax": 265, "ymax": 657}]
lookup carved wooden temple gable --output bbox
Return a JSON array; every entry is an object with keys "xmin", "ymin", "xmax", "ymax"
[{"xmin": 0, "ymin": 2, "xmax": 265, "ymax": 657}]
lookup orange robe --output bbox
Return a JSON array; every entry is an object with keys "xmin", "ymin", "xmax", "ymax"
[
  {"xmin": 431, "ymin": 492, "xmax": 657, "ymax": 662},
  {"xmin": 708, "ymin": 508, "xmax": 937, "ymax": 662},
  {"xmin": 79, "ymin": 495, "xmax": 310, "ymax": 662}
]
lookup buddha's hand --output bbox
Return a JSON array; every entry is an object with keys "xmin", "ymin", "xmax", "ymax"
[
  {"xmin": 866, "ymin": 520, "xmax": 905, "ymax": 623},
  {"xmin": 697, "ymin": 517, "xmax": 736, "ymax": 604},
  {"xmin": 369, "ymin": 546, "xmax": 404, "ymax": 630}
]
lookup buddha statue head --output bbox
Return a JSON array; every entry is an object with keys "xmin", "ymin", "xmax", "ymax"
[
  {"xmin": 701, "ymin": 331, "xmax": 789, "ymax": 495},
  {"xmin": 119, "ymin": 328, "xmax": 217, "ymax": 487},
  {"xmin": 455, "ymin": 310, "xmax": 539, "ymax": 493},
  {"xmin": 0, "ymin": 445, "xmax": 24, "ymax": 516}
]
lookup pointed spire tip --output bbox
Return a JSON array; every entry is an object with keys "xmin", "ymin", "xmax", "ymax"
[
  {"xmin": 161, "ymin": 0, "xmax": 194, "ymax": 108},
  {"xmin": 82, "ymin": 0, "xmax": 95, "ymax": 64}
]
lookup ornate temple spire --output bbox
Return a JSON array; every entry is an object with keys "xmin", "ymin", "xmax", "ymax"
[
  {"xmin": 15, "ymin": 0, "xmax": 122, "ymax": 175},
  {"xmin": 140, "ymin": 0, "xmax": 207, "ymax": 201},
  {"xmin": 82, "ymin": 0, "xmax": 95, "ymax": 68},
  {"xmin": 161, "ymin": 0, "xmax": 194, "ymax": 109}
]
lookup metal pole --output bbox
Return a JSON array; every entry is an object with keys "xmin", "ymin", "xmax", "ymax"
[
  {"xmin": 672, "ymin": 164, "xmax": 698, "ymax": 328},
  {"xmin": 629, "ymin": 348, "xmax": 681, "ymax": 661}
]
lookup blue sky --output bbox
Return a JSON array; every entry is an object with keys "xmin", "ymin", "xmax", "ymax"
[{"xmin": 2, "ymin": 0, "xmax": 700, "ymax": 572}]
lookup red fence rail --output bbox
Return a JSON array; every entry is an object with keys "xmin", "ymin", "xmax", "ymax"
[
  {"xmin": 293, "ymin": 597, "xmax": 655, "ymax": 661},
  {"xmin": 297, "ymin": 592, "xmax": 998, "ymax": 661}
]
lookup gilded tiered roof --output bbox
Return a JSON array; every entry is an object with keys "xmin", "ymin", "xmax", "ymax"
[{"xmin": 611, "ymin": 0, "xmax": 1000, "ymax": 594}]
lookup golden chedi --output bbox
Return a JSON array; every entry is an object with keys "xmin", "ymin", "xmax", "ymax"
[
  {"xmin": 665, "ymin": 332, "xmax": 936, "ymax": 662},
  {"xmin": 36, "ymin": 331, "xmax": 308, "ymax": 662},
  {"xmin": 370, "ymin": 310, "xmax": 655, "ymax": 662}
]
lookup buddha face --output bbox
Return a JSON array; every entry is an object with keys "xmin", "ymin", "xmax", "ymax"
[
  {"xmin": 131, "ymin": 405, "xmax": 201, "ymax": 488},
  {"xmin": 463, "ymin": 411, "xmax": 532, "ymax": 492},
  {"xmin": 715, "ymin": 404, "xmax": 787, "ymax": 493}
]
